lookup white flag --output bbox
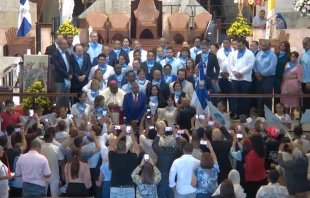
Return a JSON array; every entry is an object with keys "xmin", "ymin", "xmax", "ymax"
[{"xmin": 208, "ymin": 101, "xmax": 231, "ymax": 130}]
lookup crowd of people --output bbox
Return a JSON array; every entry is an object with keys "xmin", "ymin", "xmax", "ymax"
[{"xmin": 0, "ymin": 31, "xmax": 309, "ymax": 198}]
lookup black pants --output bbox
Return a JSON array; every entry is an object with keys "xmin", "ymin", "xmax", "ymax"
[
  {"xmin": 302, "ymin": 83, "xmax": 310, "ymax": 113},
  {"xmin": 256, "ymin": 76, "xmax": 275, "ymax": 114},
  {"xmin": 9, "ymin": 187, "xmax": 22, "ymax": 197},
  {"xmin": 90, "ymin": 168, "xmax": 102, "ymax": 198},
  {"xmin": 66, "ymin": 182, "xmax": 89, "ymax": 197},
  {"xmin": 245, "ymin": 178, "xmax": 268, "ymax": 198},
  {"xmin": 218, "ymin": 78, "xmax": 235, "ymax": 115},
  {"xmin": 232, "ymin": 80, "xmax": 252, "ymax": 116}
]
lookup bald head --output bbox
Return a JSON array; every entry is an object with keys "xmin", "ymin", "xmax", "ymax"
[
  {"xmin": 211, "ymin": 128, "xmax": 222, "ymax": 141},
  {"xmin": 153, "ymin": 70, "xmax": 162, "ymax": 81}
]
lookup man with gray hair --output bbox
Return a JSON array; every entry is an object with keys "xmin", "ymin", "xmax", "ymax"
[
  {"xmin": 153, "ymin": 123, "xmax": 182, "ymax": 198},
  {"xmin": 254, "ymin": 39, "xmax": 277, "ymax": 111},
  {"xmin": 277, "ymin": 142, "xmax": 309, "ymax": 197}
]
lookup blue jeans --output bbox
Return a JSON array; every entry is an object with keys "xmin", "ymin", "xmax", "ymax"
[
  {"xmin": 196, "ymin": 193, "xmax": 212, "ymax": 198},
  {"xmin": 22, "ymin": 182, "xmax": 46, "ymax": 197},
  {"xmin": 157, "ymin": 184, "xmax": 174, "ymax": 198},
  {"xmin": 110, "ymin": 187, "xmax": 134, "ymax": 198},
  {"xmin": 101, "ymin": 181, "xmax": 111, "ymax": 198},
  {"xmin": 232, "ymin": 80, "xmax": 252, "ymax": 116}
]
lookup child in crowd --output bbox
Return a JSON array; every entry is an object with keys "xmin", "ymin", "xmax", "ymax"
[
  {"xmin": 274, "ymin": 103, "xmax": 292, "ymax": 129},
  {"xmin": 0, "ymin": 99, "xmax": 21, "ymax": 136},
  {"xmin": 136, "ymin": 68, "xmax": 149, "ymax": 91},
  {"xmin": 56, "ymin": 106, "xmax": 73, "ymax": 133},
  {"xmin": 217, "ymin": 101, "xmax": 231, "ymax": 121},
  {"xmin": 245, "ymin": 108, "xmax": 265, "ymax": 130}
]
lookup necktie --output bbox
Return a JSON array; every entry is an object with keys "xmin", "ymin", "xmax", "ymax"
[{"xmin": 134, "ymin": 94, "xmax": 137, "ymax": 106}]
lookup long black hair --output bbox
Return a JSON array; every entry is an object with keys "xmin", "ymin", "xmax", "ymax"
[{"xmin": 250, "ymin": 135, "xmax": 266, "ymax": 158}]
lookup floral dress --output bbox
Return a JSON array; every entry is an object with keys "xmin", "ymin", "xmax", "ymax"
[
  {"xmin": 131, "ymin": 165, "xmax": 161, "ymax": 198},
  {"xmin": 195, "ymin": 162, "xmax": 220, "ymax": 195}
]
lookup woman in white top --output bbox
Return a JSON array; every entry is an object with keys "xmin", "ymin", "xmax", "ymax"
[
  {"xmin": 0, "ymin": 145, "xmax": 12, "ymax": 198},
  {"xmin": 86, "ymin": 79, "xmax": 105, "ymax": 110},
  {"xmin": 136, "ymin": 68, "xmax": 149, "ymax": 91},
  {"xmin": 213, "ymin": 169, "xmax": 246, "ymax": 198},
  {"xmin": 157, "ymin": 95, "xmax": 177, "ymax": 127},
  {"xmin": 71, "ymin": 92, "xmax": 91, "ymax": 120},
  {"xmin": 274, "ymin": 103, "xmax": 292, "ymax": 129},
  {"xmin": 82, "ymin": 69, "xmax": 107, "ymax": 93}
]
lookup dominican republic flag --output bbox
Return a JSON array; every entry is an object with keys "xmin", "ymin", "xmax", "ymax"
[
  {"xmin": 17, "ymin": 0, "xmax": 32, "ymax": 37},
  {"xmin": 191, "ymin": 62, "xmax": 211, "ymax": 117}
]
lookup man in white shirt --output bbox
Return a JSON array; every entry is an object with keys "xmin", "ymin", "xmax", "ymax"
[
  {"xmin": 89, "ymin": 54, "xmax": 114, "ymax": 80},
  {"xmin": 169, "ymin": 143, "xmax": 200, "ymax": 198},
  {"xmin": 16, "ymin": 141, "xmax": 51, "ymax": 197},
  {"xmin": 228, "ymin": 38, "xmax": 255, "ymax": 117},
  {"xmin": 55, "ymin": 120, "xmax": 69, "ymax": 143},
  {"xmin": 217, "ymin": 38, "xmax": 234, "ymax": 115},
  {"xmin": 129, "ymin": 40, "xmax": 147, "ymax": 63},
  {"xmin": 40, "ymin": 132, "xmax": 65, "ymax": 197},
  {"xmin": 256, "ymin": 169, "xmax": 289, "ymax": 198}
]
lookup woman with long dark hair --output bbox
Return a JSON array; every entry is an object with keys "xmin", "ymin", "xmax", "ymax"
[
  {"xmin": 157, "ymin": 95, "xmax": 177, "ymax": 127},
  {"xmin": 244, "ymin": 135, "xmax": 267, "ymax": 197},
  {"xmin": 131, "ymin": 157, "xmax": 161, "ymax": 197},
  {"xmin": 274, "ymin": 41, "xmax": 290, "ymax": 108},
  {"xmin": 147, "ymin": 85, "xmax": 167, "ymax": 110},
  {"xmin": 65, "ymin": 148, "xmax": 92, "ymax": 196}
]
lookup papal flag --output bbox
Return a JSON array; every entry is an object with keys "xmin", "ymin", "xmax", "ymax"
[
  {"xmin": 191, "ymin": 62, "xmax": 211, "ymax": 117},
  {"xmin": 17, "ymin": 0, "xmax": 32, "ymax": 37}
]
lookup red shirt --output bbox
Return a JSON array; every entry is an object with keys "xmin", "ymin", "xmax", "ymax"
[
  {"xmin": 245, "ymin": 150, "xmax": 267, "ymax": 181},
  {"xmin": 0, "ymin": 111, "xmax": 21, "ymax": 131}
]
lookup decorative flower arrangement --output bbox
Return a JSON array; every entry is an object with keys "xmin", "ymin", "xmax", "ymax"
[
  {"xmin": 227, "ymin": 16, "xmax": 253, "ymax": 38},
  {"xmin": 294, "ymin": 0, "xmax": 310, "ymax": 17},
  {"xmin": 56, "ymin": 21, "xmax": 79, "ymax": 36},
  {"xmin": 22, "ymin": 81, "xmax": 51, "ymax": 112}
]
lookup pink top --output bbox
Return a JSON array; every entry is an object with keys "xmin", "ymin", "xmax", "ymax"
[
  {"xmin": 65, "ymin": 162, "xmax": 92, "ymax": 189},
  {"xmin": 15, "ymin": 150, "xmax": 51, "ymax": 187}
]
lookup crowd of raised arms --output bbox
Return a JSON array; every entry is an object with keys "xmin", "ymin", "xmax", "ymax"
[{"xmin": 1, "ymin": 33, "xmax": 310, "ymax": 198}]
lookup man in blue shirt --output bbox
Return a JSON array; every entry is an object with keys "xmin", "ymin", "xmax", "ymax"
[
  {"xmin": 87, "ymin": 31, "xmax": 103, "ymax": 64},
  {"xmin": 254, "ymin": 40, "xmax": 278, "ymax": 111},
  {"xmin": 300, "ymin": 37, "xmax": 310, "ymax": 112},
  {"xmin": 253, "ymin": 10, "xmax": 267, "ymax": 29},
  {"xmin": 160, "ymin": 47, "xmax": 182, "ymax": 75}
]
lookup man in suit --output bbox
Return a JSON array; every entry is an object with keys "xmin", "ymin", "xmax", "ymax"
[
  {"xmin": 141, "ymin": 51, "xmax": 162, "ymax": 81},
  {"xmin": 176, "ymin": 97, "xmax": 196, "ymax": 131},
  {"xmin": 108, "ymin": 64, "xmax": 128, "ymax": 88},
  {"xmin": 169, "ymin": 68, "xmax": 194, "ymax": 99},
  {"xmin": 190, "ymin": 36, "xmax": 202, "ymax": 60},
  {"xmin": 145, "ymin": 70, "xmax": 170, "ymax": 99},
  {"xmin": 92, "ymin": 46, "xmax": 110, "ymax": 66},
  {"xmin": 195, "ymin": 41, "xmax": 220, "ymax": 90},
  {"xmin": 45, "ymin": 34, "xmax": 63, "ymax": 56},
  {"xmin": 108, "ymin": 39, "xmax": 129, "ymax": 67},
  {"xmin": 70, "ymin": 44, "xmax": 92, "ymax": 101},
  {"xmin": 123, "ymin": 81, "xmax": 147, "ymax": 124},
  {"xmin": 52, "ymin": 39, "xmax": 73, "ymax": 112}
]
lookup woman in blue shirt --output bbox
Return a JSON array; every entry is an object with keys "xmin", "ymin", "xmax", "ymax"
[{"xmin": 192, "ymin": 140, "xmax": 220, "ymax": 198}]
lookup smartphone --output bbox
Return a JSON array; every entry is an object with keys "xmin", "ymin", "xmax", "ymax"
[
  {"xmin": 165, "ymin": 127, "xmax": 173, "ymax": 132},
  {"xmin": 146, "ymin": 115, "xmax": 151, "ymax": 119},
  {"xmin": 84, "ymin": 132, "xmax": 90, "ymax": 137},
  {"xmin": 149, "ymin": 126, "xmax": 155, "ymax": 130},
  {"xmin": 237, "ymin": 134, "xmax": 243, "ymax": 139},
  {"xmin": 199, "ymin": 114, "xmax": 206, "ymax": 120},
  {"xmin": 275, "ymin": 128, "xmax": 281, "ymax": 134},
  {"xmin": 102, "ymin": 109, "xmax": 107, "ymax": 117},
  {"xmin": 77, "ymin": 114, "xmax": 83, "ymax": 119},
  {"xmin": 144, "ymin": 153, "xmax": 150, "ymax": 162},
  {"xmin": 29, "ymin": 109, "xmax": 34, "ymax": 117},
  {"xmin": 195, "ymin": 115, "xmax": 199, "ymax": 119},
  {"xmin": 14, "ymin": 128, "xmax": 20, "ymax": 133},
  {"xmin": 237, "ymin": 125, "xmax": 242, "ymax": 133},
  {"xmin": 177, "ymin": 130, "xmax": 184, "ymax": 134},
  {"xmin": 173, "ymin": 124, "xmax": 179, "ymax": 129},
  {"xmin": 208, "ymin": 121, "xmax": 215, "ymax": 126},
  {"xmin": 301, "ymin": 135, "xmax": 308, "ymax": 139},
  {"xmin": 67, "ymin": 114, "xmax": 73, "ymax": 119},
  {"xmin": 114, "ymin": 125, "xmax": 121, "ymax": 130},
  {"xmin": 126, "ymin": 126, "xmax": 131, "ymax": 134},
  {"xmin": 147, "ymin": 108, "xmax": 151, "ymax": 113},
  {"xmin": 44, "ymin": 118, "xmax": 48, "ymax": 123},
  {"xmin": 200, "ymin": 140, "xmax": 207, "ymax": 145}
]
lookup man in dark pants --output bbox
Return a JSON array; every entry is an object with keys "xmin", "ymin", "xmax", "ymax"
[
  {"xmin": 254, "ymin": 40, "xmax": 277, "ymax": 112},
  {"xmin": 300, "ymin": 37, "xmax": 310, "ymax": 113},
  {"xmin": 249, "ymin": 40, "xmax": 260, "ymax": 109},
  {"xmin": 228, "ymin": 38, "xmax": 255, "ymax": 117}
]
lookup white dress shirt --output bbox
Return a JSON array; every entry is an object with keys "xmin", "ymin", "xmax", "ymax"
[
  {"xmin": 217, "ymin": 48, "xmax": 234, "ymax": 79},
  {"xmin": 129, "ymin": 49, "xmax": 147, "ymax": 63},
  {"xmin": 88, "ymin": 65, "xmax": 115, "ymax": 80},
  {"xmin": 228, "ymin": 49, "xmax": 255, "ymax": 82},
  {"xmin": 256, "ymin": 183, "xmax": 289, "ymax": 198},
  {"xmin": 169, "ymin": 154, "xmax": 200, "ymax": 195}
]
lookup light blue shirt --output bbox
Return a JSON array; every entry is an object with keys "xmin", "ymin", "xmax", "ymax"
[
  {"xmin": 82, "ymin": 142, "xmax": 100, "ymax": 168},
  {"xmin": 254, "ymin": 49, "xmax": 278, "ymax": 76},
  {"xmin": 58, "ymin": 48, "xmax": 69, "ymax": 72},
  {"xmin": 253, "ymin": 16, "xmax": 267, "ymax": 29},
  {"xmin": 121, "ymin": 83, "xmax": 145, "ymax": 94},
  {"xmin": 230, "ymin": 147, "xmax": 242, "ymax": 162},
  {"xmin": 87, "ymin": 42, "xmax": 103, "ymax": 64},
  {"xmin": 160, "ymin": 58, "xmax": 182, "ymax": 75},
  {"xmin": 100, "ymin": 162, "xmax": 112, "ymax": 181},
  {"xmin": 177, "ymin": 51, "xmax": 196, "ymax": 60},
  {"xmin": 299, "ymin": 49, "xmax": 310, "ymax": 83}
]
